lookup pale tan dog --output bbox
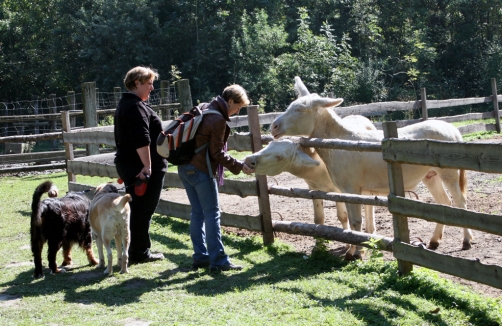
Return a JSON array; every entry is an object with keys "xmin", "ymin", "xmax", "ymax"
[{"xmin": 89, "ymin": 183, "xmax": 131, "ymax": 274}]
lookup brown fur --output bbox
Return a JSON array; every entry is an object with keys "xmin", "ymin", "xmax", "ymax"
[
  {"xmin": 89, "ymin": 183, "xmax": 131, "ymax": 274},
  {"xmin": 30, "ymin": 181, "xmax": 98, "ymax": 278}
]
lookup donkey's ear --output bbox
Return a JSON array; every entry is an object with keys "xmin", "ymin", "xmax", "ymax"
[
  {"xmin": 292, "ymin": 149, "xmax": 320, "ymax": 168},
  {"xmin": 315, "ymin": 97, "xmax": 344, "ymax": 108},
  {"xmin": 294, "ymin": 76, "xmax": 310, "ymax": 98}
]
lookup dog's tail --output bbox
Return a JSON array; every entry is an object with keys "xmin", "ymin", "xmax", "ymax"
[
  {"xmin": 31, "ymin": 181, "xmax": 58, "ymax": 225},
  {"xmin": 112, "ymin": 194, "xmax": 132, "ymax": 212}
]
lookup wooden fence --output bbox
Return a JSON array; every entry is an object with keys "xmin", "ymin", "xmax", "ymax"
[
  {"xmin": 61, "ymin": 100, "xmax": 501, "ymax": 289},
  {"xmin": 0, "ymin": 80, "xmax": 187, "ymax": 173},
  {"xmin": 2, "ymin": 78, "xmax": 502, "ymax": 172},
  {"xmin": 298, "ymin": 128, "xmax": 502, "ymax": 289},
  {"xmin": 4, "ymin": 79, "xmax": 502, "ymax": 287}
]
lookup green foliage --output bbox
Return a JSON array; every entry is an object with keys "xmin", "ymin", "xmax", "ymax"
[
  {"xmin": 362, "ymin": 238, "xmax": 384, "ymax": 260},
  {"xmin": 98, "ymin": 115, "xmax": 113, "ymax": 127},
  {"xmin": 1, "ymin": 0, "xmax": 502, "ymax": 110},
  {"xmin": 231, "ymin": 9, "xmax": 290, "ymax": 112}
]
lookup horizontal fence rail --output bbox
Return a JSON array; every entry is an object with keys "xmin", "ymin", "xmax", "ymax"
[
  {"xmin": 382, "ymin": 139, "xmax": 502, "ymax": 173},
  {"xmin": 298, "ymin": 137, "xmax": 383, "ymax": 152},
  {"xmin": 336, "ymin": 94, "xmax": 502, "ymax": 117},
  {"xmin": 268, "ymin": 186, "xmax": 388, "ymax": 207},
  {"xmin": 392, "ymin": 242, "xmax": 502, "ymax": 289},
  {"xmin": 388, "ymin": 195, "xmax": 502, "ymax": 237},
  {"xmin": 272, "ymin": 221, "xmax": 394, "ymax": 252}
]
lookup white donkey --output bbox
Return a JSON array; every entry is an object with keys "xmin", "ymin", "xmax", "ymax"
[
  {"xmin": 271, "ymin": 76, "xmax": 471, "ymax": 260},
  {"xmin": 244, "ymin": 115, "xmax": 377, "ymax": 234}
]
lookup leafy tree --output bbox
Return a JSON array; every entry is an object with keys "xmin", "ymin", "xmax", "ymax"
[
  {"xmin": 0, "ymin": 0, "xmax": 56, "ymax": 100},
  {"xmin": 1, "ymin": 0, "xmax": 502, "ymax": 110},
  {"xmin": 275, "ymin": 8, "xmax": 359, "ymax": 105},
  {"xmin": 231, "ymin": 9, "xmax": 289, "ymax": 111}
]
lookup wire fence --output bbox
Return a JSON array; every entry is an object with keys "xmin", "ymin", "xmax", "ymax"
[{"xmin": 0, "ymin": 86, "xmax": 178, "ymax": 137}]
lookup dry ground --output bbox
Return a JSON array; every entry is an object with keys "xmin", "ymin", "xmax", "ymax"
[{"xmin": 163, "ymin": 136, "xmax": 502, "ymax": 298}]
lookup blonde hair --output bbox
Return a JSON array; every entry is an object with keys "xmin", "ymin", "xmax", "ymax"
[
  {"xmin": 222, "ymin": 84, "xmax": 250, "ymax": 106},
  {"xmin": 123, "ymin": 66, "xmax": 159, "ymax": 91}
]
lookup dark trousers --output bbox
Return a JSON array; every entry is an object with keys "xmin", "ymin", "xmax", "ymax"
[{"xmin": 115, "ymin": 163, "xmax": 165, "ymax": 260}]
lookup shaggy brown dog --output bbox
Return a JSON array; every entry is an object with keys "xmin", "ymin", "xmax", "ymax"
[
  {"xmin": 30, "ymin": 181, "xmax": 98, "ymax": 278},
  {"xmin": 89, "ymin": 183, "xmax": 131, "ymax": 274}
]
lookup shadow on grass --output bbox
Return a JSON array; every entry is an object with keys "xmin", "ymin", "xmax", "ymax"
[
  {"xmin": 281, "ymin": 260, "xmax": 500, "ymax": 326},
  {"xmin": 16, "ymin": 209, "xmax": 31, "ymax": 218},
  {"xmin": 0, "ymin": 216, "xmax": 499, "ymax": 325}
]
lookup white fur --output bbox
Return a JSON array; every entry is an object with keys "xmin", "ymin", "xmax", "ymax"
[
  {"xmin": 270, "ymin": 76, "xmax": 471, "ymax": 259},
  {"xmin": 245, "ymin": 114, "xmax": 378, "ymax": 236},
  {"xmin": 89, "ymin": 184, "xmax": 131, "ymax": 274}
]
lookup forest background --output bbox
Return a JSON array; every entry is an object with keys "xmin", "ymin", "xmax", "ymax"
[{"xmin": 1, "ymin": 0, "xmax": 501, "ymax": 114}]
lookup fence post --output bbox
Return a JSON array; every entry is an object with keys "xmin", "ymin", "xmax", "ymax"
[
  {"xmin": 114, "ymin": 87, "xmax": 121, "ymax": 109},
  {"xmin": 61, "ymin": 111, "xmax": 76, "ymax": 183},
  {"xmin": 160, "ymin": 80, "xmax": 171, "ymax": 120},
  {"xmin": 1, "ymin": 101, "xmax": 7, "ymax": 137},
  {"xmin": 66, "ymin": 91, "xmax": 77, "ymax": 128},
  {"xmin": 32, "ymin": 96, "xmax": 40, "ymax": 135},
  {"xmin": 382, "ymin": 121, "xmax": 413, "ymax": 275},
  {"xmin": 82, "ymin": 82, "xmax": 99, "ymax": 155},
  {"xmin": 247, "ymin": 105, "xmax": 274, "ymax": 245},
  {"xmin": 49, "ymin": 94, "xmax": 57, "ymax": 149},
  {"xmin": 96, "ymin": 88, "xmax": 100, "ymax": 109},
  {"xmin": 420, "ymin": 88, "xmax": 428, "ymax": 120},
  {"xmin": 176, "ymin": 79, "xmax": 193, "ymax": 112},
  {"xmin": 491, "ymin": 78, "xmax": 501, "ymax": 133}
]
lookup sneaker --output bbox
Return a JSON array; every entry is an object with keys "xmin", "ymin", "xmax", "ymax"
[
  {"xmin": 192, "ymin": 259, "xmax": 210, "ymax": 271},
  {"xmin": 129, "ymin": 252, "xmax": 164, "ymax": 265},
  {"xmin": 210, "ymin": 262, "xmax": 243, "ymax": 273}
]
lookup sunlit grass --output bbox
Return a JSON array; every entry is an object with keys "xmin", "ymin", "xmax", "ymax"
[
  {"xmin": 451, "ymin": 118, "xmax": 496, "ymax": 128},
  {"xmin": 0, "ymin": 167, "xmax": 501, "ymax": 325}
]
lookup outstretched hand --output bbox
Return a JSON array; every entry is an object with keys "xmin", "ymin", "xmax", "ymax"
[{"xmin": 242, "ymin": 163, "xmax": 255, "ymax": 175}]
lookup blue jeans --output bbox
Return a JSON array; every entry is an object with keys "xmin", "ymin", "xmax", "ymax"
[{"xmin": 178, "ymin": 164, "xmax": 230, "ymax": 268}]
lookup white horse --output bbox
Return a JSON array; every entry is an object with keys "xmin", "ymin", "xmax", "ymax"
[{"xmin": 270, "ymin": 76, "xmax": 471, "ymax": 260}]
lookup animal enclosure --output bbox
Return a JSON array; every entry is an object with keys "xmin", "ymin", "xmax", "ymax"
[{"xmin": 61, "ymin": 92, "xmax": 502, "ymax": 289}]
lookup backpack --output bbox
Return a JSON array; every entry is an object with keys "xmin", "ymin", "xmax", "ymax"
[{"xmin": 156, "ymin": 104, "xmax": 222, "ymax": 166}]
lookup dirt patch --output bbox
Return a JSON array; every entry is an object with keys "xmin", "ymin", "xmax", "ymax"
[{"xmin": 163, "ymin": 136, "xmax": 502, "ymax": 298}]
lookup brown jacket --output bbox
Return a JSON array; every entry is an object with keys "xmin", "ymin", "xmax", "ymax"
[{"xmin": 189, "ymin": 96, "xmax": 244, "ymax": 175}]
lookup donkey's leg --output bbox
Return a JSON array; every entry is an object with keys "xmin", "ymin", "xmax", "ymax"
[
  {"xmin": 345, "ymin": 203, "xmax": 363, "ymax": 260},
  {"xmin": 334, "ymin": 201, "xmax": 350, "ymax": 249},
  {"xmin": 437, "ymin": 169, "xmax": 472, "ymax": 250},
  {"xmin": 421, "ymin": 171, "xmax": 450, "ymax": 249},
  {"xmin": 422, "ymin": 169, "xmax": 471, "ymax": 250},
  {"xmin": 313, "ymin": 199, "xmax": 326, "ymax": 225},
  {"xmin": 363, "ymin": 205, "xmax": 375, "ymax": 234}
]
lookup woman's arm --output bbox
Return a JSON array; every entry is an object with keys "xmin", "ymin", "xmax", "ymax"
[{"xmin": 136, "ymin": 145, "xmax": 151, "ymax": 179}]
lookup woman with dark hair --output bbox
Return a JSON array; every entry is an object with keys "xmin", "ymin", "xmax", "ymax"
[{"xmin": 114, "ymin": 66, "xmax": 166, "ymax": 263}]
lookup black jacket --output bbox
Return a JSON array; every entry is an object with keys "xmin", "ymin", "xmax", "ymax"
[{"xmin": 114, "ymin": 92, "xmax": 167, "ymax": 173}]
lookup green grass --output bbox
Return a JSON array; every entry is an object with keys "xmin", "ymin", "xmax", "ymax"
[
  {"xmin": 451, "ymin": 118, "xmax": 496, "ymax": 128},
  {"xmin": 0, "ymin": 173, "xmax": 501, "ymax": 325},
  {"xmin": 462, "ymin": 130, "xmax": 499, "ymax": 142}
]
